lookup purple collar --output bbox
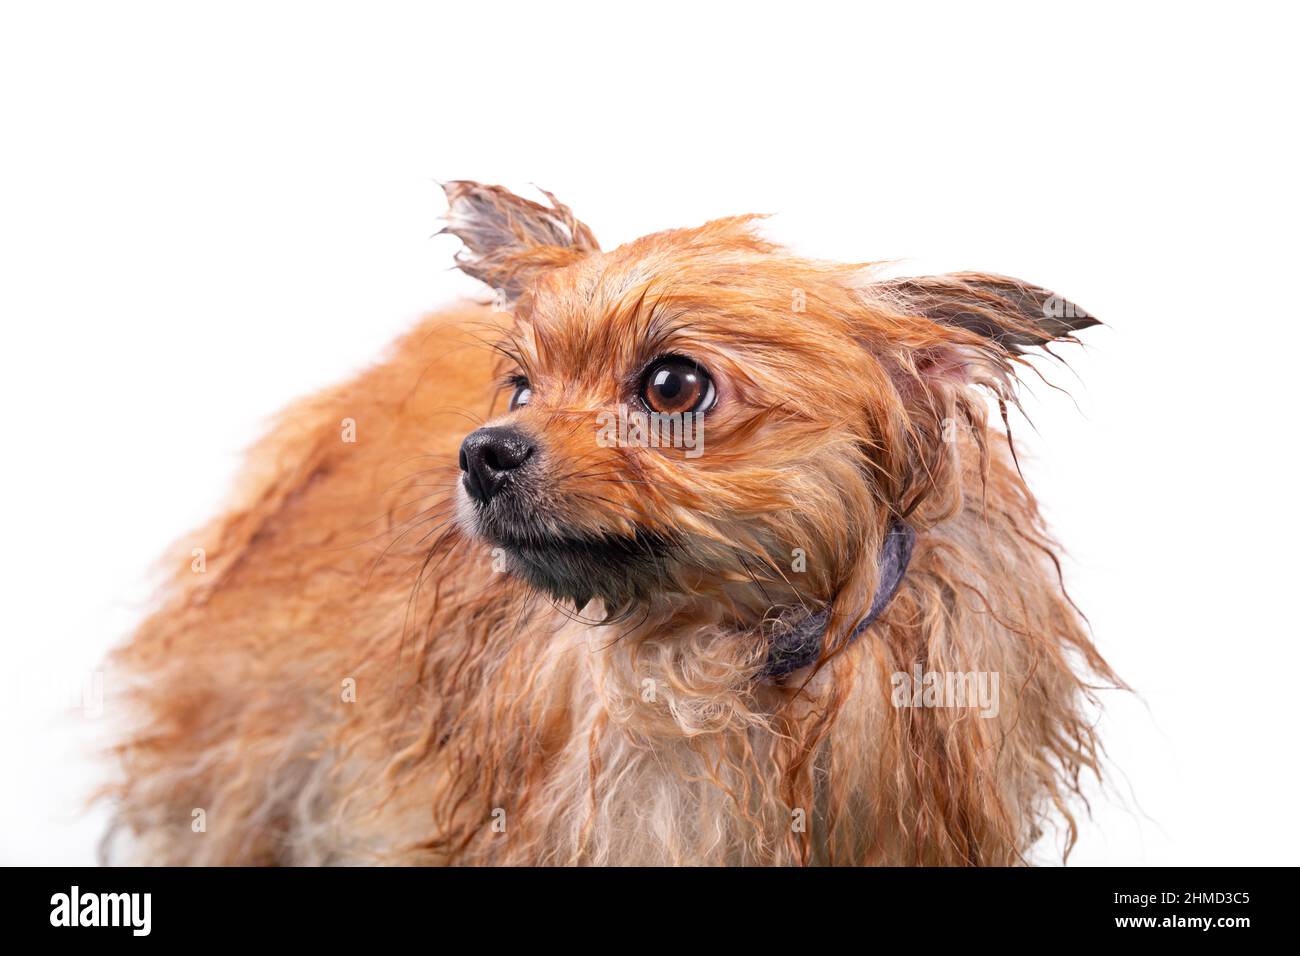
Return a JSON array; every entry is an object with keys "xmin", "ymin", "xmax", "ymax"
[{"xmin": 762, "ymin": 517, "xmax": 915, "ymax": 681}]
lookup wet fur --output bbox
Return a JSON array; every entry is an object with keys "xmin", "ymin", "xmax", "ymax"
[{"xmin": 103, "ymin": 183, "xmax": 1116, "ymax": 865}]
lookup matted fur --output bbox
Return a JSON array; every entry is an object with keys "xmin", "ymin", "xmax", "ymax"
[{"xmin": 102, "ymin": 183, "xmax": 1116, "ymax": 866}]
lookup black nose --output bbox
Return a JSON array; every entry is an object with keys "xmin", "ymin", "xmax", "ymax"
[{"xmin": 458, "ymin": 426, "xmax": 536, "ymax": 503}]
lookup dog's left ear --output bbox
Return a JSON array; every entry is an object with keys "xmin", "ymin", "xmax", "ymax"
[
  {"xmin": 874, "ymin": 272, "xmax": 1099, "ymax": 355},
  {"xmin": 441, "ymin": 181, "xmax": 600, "ymax": 301},
  {"xmin": 858, "ymin": 272, "xmax": 1099, "ymax": 509},
  {"xmin": 860, "ymin": 271, "xmax": 1100, "ymax": 397}
]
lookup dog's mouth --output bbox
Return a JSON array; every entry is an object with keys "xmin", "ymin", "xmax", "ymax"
[{"xmin": 471, "ymin": 508, "xmax": 674, "ymax": 612}]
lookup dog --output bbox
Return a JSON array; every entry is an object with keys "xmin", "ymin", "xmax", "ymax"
[{"xmin": 103, "ymin": 182, "xmax": 1116, "ymax": 865}]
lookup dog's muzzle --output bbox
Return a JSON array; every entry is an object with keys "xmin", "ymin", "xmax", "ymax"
[{"xmin": 459, "ymin": 425, "xmax": 536, "ymax": 504}]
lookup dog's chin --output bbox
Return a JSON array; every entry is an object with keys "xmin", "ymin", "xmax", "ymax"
[{"xmin": 467, "ymin": 508, "xmax": 673, "ymax": 614}]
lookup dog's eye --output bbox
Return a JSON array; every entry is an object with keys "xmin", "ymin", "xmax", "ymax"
[
  {"xmin": 641, "ymin": 357, "xmax": 716, "ymax": 414},
  {"xmin": 509, "ymin": 379, "xmax": 531, "ymax": 411}
]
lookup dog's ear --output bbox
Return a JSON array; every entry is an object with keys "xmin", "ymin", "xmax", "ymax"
[
  {"xmin": 862, "ymin": 271, "xmax": 1099, "ymax": 394},
  {"xmin": 441, "ymin": 181, "xmax": 600, "ymax": 301},
  {"xmin": 874, "ymin": 272, "xmax": 1099, "ymax": 354},
  {"xmin": 856, "ymin": 272, "xmax": 1099, "ymax": 512}
]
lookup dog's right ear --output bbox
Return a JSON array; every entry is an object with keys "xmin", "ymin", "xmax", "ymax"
[{"xmin": 441, "ymin": 181, "xmax": 600, "ymax": 302}]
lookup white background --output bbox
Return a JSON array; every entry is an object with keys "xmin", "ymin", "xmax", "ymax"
[{"xmin": 2, "ymin": 1, "xmax": 1296, "ymax": 865}]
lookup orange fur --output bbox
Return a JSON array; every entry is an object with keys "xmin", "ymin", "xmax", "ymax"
[{"xmin": 103, "ymin": 182, "xmax": 1117, "ymax": 865}]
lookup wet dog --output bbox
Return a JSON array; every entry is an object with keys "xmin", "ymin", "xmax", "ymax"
[{"xmin": 105, "ymin": 182, "xmax": 1115, "ymax": 865}]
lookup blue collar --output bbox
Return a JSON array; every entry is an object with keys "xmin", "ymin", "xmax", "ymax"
[{"xmin": 762, "ymin": 517, "xmax": 915, "ymax": 681}]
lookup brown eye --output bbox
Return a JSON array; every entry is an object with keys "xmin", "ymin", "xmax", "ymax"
[{"xmin": 641, "ymin": 357, "xmax": 716, "ymax": 414}]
